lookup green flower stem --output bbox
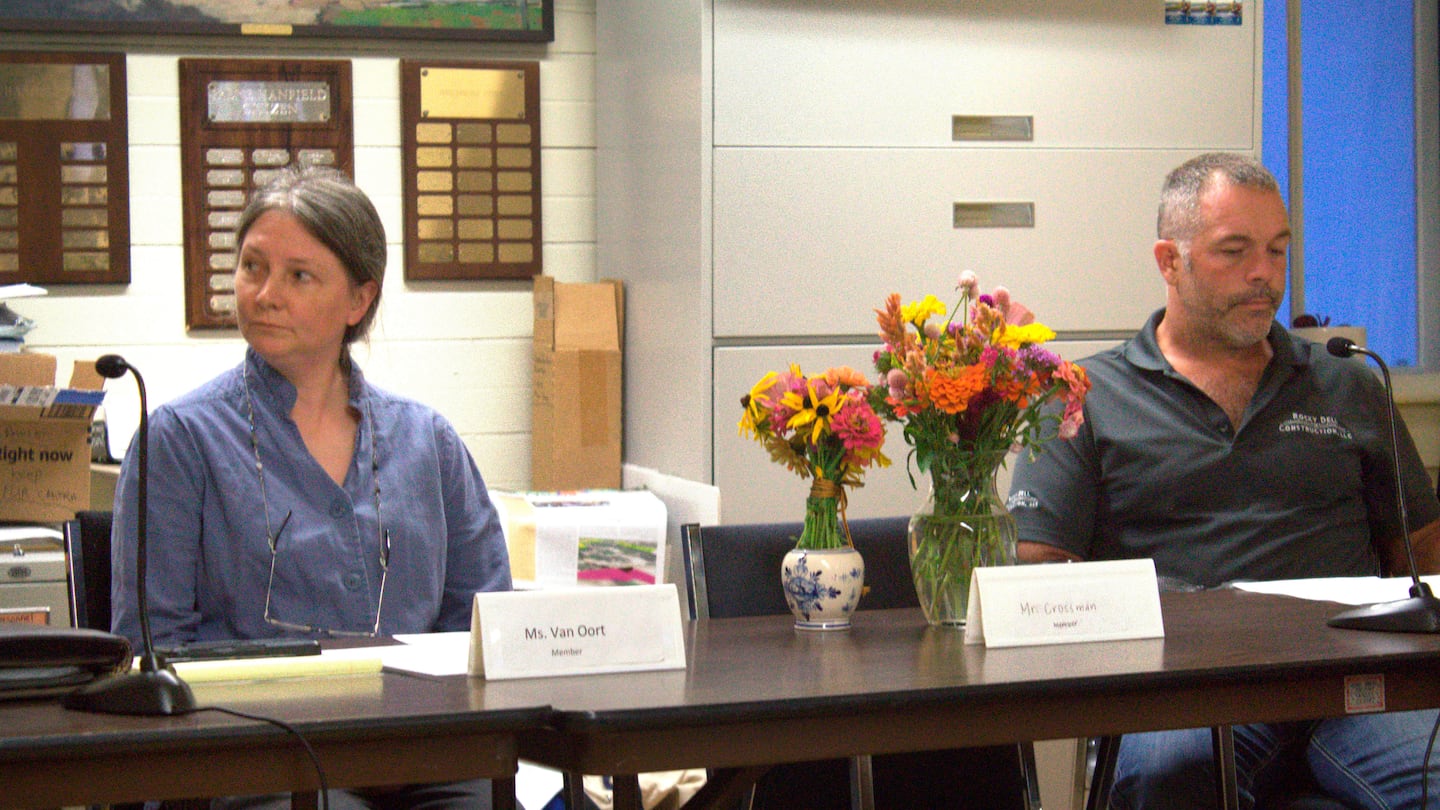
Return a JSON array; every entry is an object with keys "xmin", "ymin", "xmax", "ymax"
[
  {"xmin": 796, "ymin": 493, "xmax": 847, "ymax": 550},
  {"xmin": 909, "ymin": 464, "xmax": 1017, "ymax": 626}
]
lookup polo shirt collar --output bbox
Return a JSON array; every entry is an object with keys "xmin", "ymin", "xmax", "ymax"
[{"xmin": 1122, "ymin": 308, "xmax": 1311, "ymax": 375}]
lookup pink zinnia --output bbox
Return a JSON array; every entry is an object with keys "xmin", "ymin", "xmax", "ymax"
[{"xmin": 832, "ymin": 401, "xmax": 884, "ymax": 451}]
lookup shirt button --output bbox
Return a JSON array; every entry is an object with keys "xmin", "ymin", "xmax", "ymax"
[
  {"xmin": 329, "ymin": 499, "xmax": 347, "ymax": 518},
  {"xmin": 343, "ymin": 572, "xmax": 363, "ymax": 590}
]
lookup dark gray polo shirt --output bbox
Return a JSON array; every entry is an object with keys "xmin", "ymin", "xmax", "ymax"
[{"xmin": 1009, "ymin": 309, "xmax": 1440, "ymax": 587}]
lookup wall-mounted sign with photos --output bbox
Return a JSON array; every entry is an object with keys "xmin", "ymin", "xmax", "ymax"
[
  {"xmin": 178, "ymin": 58, "xmax": 353, "ymax": 331},
  {"xmin": 0, "ymin": 1, "xmax": 552, "ymax": 43},
  {"xmin": 401, "ymin": 60, "xmax": 542, "ymax": 282},
  {"xmin": 0, "ymin": 51, "xmax": 129, "ymax": 285}
]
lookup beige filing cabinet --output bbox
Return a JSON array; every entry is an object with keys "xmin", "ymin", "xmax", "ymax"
[
  {"xmin": 597, "ymin": 0, "xmax": 1263, "ymax": 524},
  {"xmin": 1, "ymin": 531, "xmax": 71, "ymax": 628}
]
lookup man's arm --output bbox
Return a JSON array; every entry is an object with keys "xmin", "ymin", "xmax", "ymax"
[
  {"xmin": 1383, "ymin": 517, "xmax": 1440, "ymax": 576},
  {"xmin": 1018, "ymin": 540, "xmax": 1083, "ymax": 564}
]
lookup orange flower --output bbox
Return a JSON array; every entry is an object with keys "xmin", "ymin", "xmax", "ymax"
[
  {"xmin": 826, "ymin": 366, "xmax": 869, "ymax": 389},
  {"xmin": 995, "ymin": 372, "xmax": 1042, "ymax": 405},
  {"xmin": 926, "ymin": 365, "xmax": 987, "ymax": 415}
]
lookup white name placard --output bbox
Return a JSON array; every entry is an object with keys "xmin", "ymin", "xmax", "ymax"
[
  {"xmin": 963, "ymin": 559, "xmax": 1164, "ymax": 648},
  {"xmin": 469, "ymin": 585, "xmax": 687, "ymax": 680}
]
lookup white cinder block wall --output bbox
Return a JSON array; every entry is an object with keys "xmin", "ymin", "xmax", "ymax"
[
  {"xmin": 8, "ymin": 0, "xmax": 1440, "ymax": 497},
  {"xmin": 10, "ymin": 0, "xmax": 598, "ymax": 493}
]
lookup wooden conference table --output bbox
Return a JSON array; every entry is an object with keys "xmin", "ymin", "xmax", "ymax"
[
  {"xmin": 499, "ymin": 588, "xmax": 1440, "ymax": 810},
  {"xmin": 4, "ymin": 588, "xmax": 1440, "ymax": 810},
  {"xmin": 0, "ymin": 667, "xmax": 548, "ymax": 810}
]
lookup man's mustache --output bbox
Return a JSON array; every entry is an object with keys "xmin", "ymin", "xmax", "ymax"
[{"xmin": 1226, "ymin": 288, "xmax": 1283, "ymax": 309}]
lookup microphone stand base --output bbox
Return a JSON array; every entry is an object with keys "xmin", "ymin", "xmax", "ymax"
[
  {"xmin": 63, "ymin": 667, "xmax": 197, "ymax": 716},
  {"xmin": 1328, "ymin": 594, "xmax": 1440, "ymax": 634}
]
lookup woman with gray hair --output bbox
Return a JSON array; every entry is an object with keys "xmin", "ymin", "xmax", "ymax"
[{"xmin": 111, "ymin": 165, "xmax": 512, "ymax": 809}]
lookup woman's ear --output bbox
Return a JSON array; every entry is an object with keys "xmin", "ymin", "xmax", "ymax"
[{"xmin": 348, "ymin": 279, "xmax": 380, "ymax": 327}]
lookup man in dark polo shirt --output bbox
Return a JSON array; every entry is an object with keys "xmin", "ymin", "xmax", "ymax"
[{"xmin": 1009, "ymin": 152, "xmax": 1440, "ymax": 809}]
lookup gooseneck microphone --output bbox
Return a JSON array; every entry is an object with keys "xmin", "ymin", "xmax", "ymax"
[
  {"xmin": 1324, "ymin": 337, "xmax": 1440, "ymax": 633},
  {"xmin": 65, "ymin": 354, "xmax": 197, "ymax": 714}
]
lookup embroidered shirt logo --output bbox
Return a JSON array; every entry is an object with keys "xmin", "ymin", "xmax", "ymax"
[
  {"xmin": 1278, "ymin": 412, "xmax": 1353, "ymax": 440},
  {"xmin": 1008, "ymin": 489, "xmax": 1039, "ymax": 510}
]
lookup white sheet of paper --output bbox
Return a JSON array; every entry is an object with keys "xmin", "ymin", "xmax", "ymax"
[
  {"xmin": 1232, "ymin": 575, "xmax": 1440, "ymax": 605},
  {"xmin": 964, "ymin": 559, "xmax": 1164, "ymax": 648},
  {"xmin": 469, "ymin": 585, "xmax": 686, "ymax": 680},
  {"xmin": 382, "ymin": 631, "xmax": 472, "ymax": 677}
]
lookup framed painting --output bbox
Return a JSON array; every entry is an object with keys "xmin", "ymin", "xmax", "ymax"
[{"xmin": 0, "ymin": 1, "xmax": 554, "ymax": 43}]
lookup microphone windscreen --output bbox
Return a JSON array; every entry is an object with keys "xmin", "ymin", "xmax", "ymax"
[
  {"xmin": 1326, "ymin": 336, "xmax": 1356, "ymax": 358},
  {"xmin": 94, "ymin": 354, "xmax": 130, "ymax": 379}
]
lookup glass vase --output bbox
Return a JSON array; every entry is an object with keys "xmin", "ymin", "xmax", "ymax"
[{"xmin": 907, "ymin": 464, "xmax": 1018, "ymax": 627}]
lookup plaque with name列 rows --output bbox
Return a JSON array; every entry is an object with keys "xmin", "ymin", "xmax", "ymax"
[
  {"xmin": 400, "ymin": 60, "xmax": 541, "ymax": 282},
  {"xmin": 178, "ymin": 58, "xmax": 353, "ymax": 330},
  {"xmin": 0, "ymin": 51, "xmax": 130, "ymax": 285}
]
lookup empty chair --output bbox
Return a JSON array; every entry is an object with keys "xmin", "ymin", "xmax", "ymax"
[{"xmin": 63, "ymin": 509, "xmax": 115, "ymax": 632}]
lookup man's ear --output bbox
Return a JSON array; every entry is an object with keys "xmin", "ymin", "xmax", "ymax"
[{"xmin": 1154, "ymin": 239, "xmax": 1182, "ymax": 284}]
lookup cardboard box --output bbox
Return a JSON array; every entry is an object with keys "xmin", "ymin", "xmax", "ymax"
[
  {"xmin": 532, "ymin": 276, "xmax": 624, "ymax": 491},
  {"xmin": 492, "ymin": 489, "xmax": 667, "ymax": 590},
  {"xmin": 0, "ymin": 354, "xmax": 106, "ymax": 523}
]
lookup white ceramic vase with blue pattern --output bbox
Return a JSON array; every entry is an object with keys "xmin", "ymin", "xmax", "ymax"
[{"xmin": 781, "ymin": 546, "xmax": 865, "ymax": 630}]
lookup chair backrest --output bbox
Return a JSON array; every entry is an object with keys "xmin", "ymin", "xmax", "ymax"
[
  {"xmin": 682, "ymin": 516, "xmax": 916, "ymax": 620},
  {"xmin": 62, "ymin": 510, "xmax": 114, "ymax": 632}
]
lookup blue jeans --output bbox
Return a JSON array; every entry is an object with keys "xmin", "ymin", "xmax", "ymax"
[{"xmin": 1111, "ymin": 711, "xmax": 1440, "ymax": 810}]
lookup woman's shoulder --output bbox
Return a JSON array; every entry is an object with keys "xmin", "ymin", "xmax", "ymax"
[
  {"xmin": 361, "ymin": 380, "xmax": 457, "ymax": 432},
  {"xmin": 154, "ymin": 364, "xmax": 245, "ymax": 421}
]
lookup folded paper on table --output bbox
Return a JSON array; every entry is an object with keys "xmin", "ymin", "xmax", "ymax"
[
  {"xmin": 469, "ymin": 585, "xmax": 686, "ymax": 680},
  {"xmin": 964, "ymin": 558, "xmax": 1164, "ymax": 648},
  {"xmin": 1233, "ymin": 575, "xmax": 1440, "ymax": 605},
  {"xmin": 172, "ymin": 647, "xmax": 384, "ymax": 682},
  {"xmin": 381, "ymin": 631, "xmax": 472, "ymax": 677}
]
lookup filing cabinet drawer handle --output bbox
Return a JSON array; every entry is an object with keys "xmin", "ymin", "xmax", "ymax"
[
  {"xmin": 951, "ymin": 115, "xmax": 1034, "ymax": 142},
  {"xmin": 953, "ymin": 202, "xmax": 1035, "ymax": 229}
]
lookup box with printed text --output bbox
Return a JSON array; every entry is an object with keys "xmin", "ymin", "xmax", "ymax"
[{"xmin": 0, "ymin": 354, "xmax": 105, "ymax": 523}]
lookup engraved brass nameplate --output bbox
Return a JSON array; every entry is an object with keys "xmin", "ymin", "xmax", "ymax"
[
  {"xmin": 421, "ymin": 68, "xmax": 527, "ymax": 121},
  {"xmin": 207, "ymin": 80, "xmax": 332, "ymax": 124}
]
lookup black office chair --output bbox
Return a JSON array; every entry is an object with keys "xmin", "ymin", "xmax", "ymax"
[
  {"xmin": 63, "ymin": 509, "xmax": 115, "ymax": 632},
  {"xmin": 681, "ymin": 518, "xmax": 1037, "ymax": 810}
]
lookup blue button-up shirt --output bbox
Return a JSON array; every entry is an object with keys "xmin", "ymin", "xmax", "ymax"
[{"xmin": 111, "ymin": 349, "xmax": 512, "ymax": 644}]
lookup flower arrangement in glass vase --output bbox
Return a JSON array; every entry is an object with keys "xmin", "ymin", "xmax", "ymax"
[
  {"xmin": 871, "ymin": 272, "xmax": 1091, "ymax": 626},
  {"xmin": 739, "ymin": 366, "xmax": 890, "ymax": 628}
]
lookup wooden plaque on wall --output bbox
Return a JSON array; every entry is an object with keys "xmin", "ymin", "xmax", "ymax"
[
  {"xmin": 400, "ymin": 60, "xmax": 541, "ymax": 282},
  {"xmin": 178, "ymin": 58, "xmax": 353, "ymax": 330},
  {"xmin": 0, "ymin": 51, "xmax": 129, "ymax": 285}
]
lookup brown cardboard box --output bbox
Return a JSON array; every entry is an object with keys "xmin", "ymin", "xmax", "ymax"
[
  {"xmin": 532, "ymin": 276, "xmax": 624, "ymax": 491},
  {"xmin": 0, "ymin": 354, "xmax": 105, "ymax": 523}
]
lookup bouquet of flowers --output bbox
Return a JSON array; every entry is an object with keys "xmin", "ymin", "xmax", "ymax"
[
  {"xmin": 872, "ymin": 272, "xmax": 1090, "ymax": 494},
  {"xmin": 739, "ymin": 366, "xmax": 890, "ymax": 549},
  {"xmin": 870, "ymin": 272, "xmax": 1090, "ymax": 624}
]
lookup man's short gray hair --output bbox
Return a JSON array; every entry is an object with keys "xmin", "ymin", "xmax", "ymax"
[
  {"xmin": 1157, "ymin": 152, "xmax": 1281, "ymax": 243},
  {"xmin": 236, "ymin": 165, "xmax": 387, "ymax": 345}
]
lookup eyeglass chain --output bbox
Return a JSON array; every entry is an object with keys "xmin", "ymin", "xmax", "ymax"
[{"xmin": 241, "ymin": 360, "xmax": 387, "ymax": 568}]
